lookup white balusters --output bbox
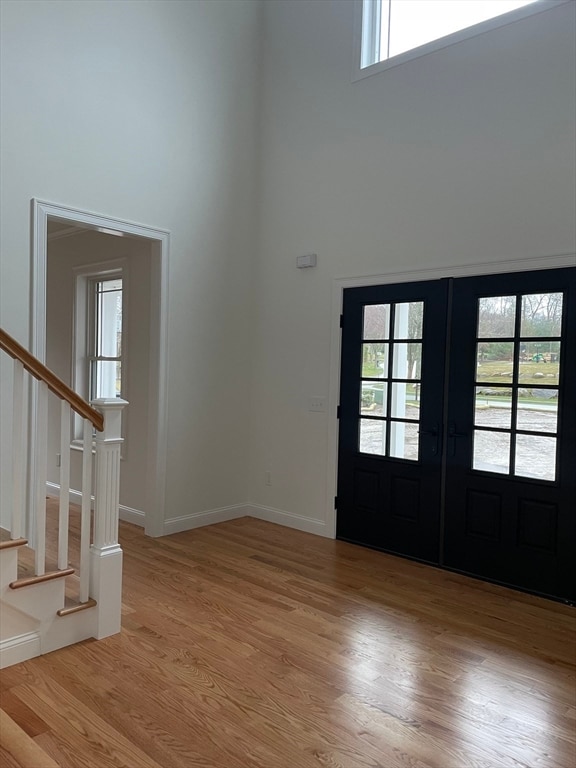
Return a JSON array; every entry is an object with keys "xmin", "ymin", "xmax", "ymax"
[
  {"xmin": 79, "ymin": 418, "xmax": 93, "ymax": 603},
  {"xmin": 34, "ymin": 381, "xmax": 48, "ymax": 576},
  {"xmin": 2, "ymin": 328, "xmax": 127, "ymax": 648},
  {"xmin": 11, "ymin": 360, "xmax": 25, "ymax": 540},
  {"xmin": 57, "ymin": 401, "xmax": 71, "ymax": 570}
]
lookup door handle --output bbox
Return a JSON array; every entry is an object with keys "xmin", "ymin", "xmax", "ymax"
[
  {"xmin": 418, "ymin": 424, "xmax": 439, "ymax": 455},
  {"xmin": 448, "ymin": 423, "xmax": 467, "ymax": 456}
]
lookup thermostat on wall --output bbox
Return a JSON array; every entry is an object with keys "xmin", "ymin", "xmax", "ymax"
[{"xmin": 296, "ymin": 253, "xmax": 317, "ymax": 269}]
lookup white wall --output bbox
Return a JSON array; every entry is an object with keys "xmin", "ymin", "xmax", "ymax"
[
  {"xmin": 46, "ymin": 230, "xmax": 152, "ymax": 518},
  {"xmin": 249, "ymin": 0, "xmax": 576, "ymax": 532},
  {"xmin": 0, "ymin": 0, "xmax": 262, "ymax": 528},
  {"xmin": 1, "ymin": 0, "xmax": 575, "ymax": 539}
]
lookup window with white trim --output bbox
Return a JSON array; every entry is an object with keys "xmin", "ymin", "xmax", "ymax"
[
  {"xmin": 72, "ymin": 262, "xmax": 126, "ymax": 444},
  {"xmin": 357, "ymin": 0, "xmax": 567, "ymax": 75},
  {"xmin": 89, "ymin": 277, "xmax": 123, "ymax": 401}
]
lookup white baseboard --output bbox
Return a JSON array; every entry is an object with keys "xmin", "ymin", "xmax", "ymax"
[
  {"xmin": 46, "ymin": 483, "xmax": 331, "ymax": 539},
  {"xmin": 246, "ymin": 504, "xmax": 331, "ymax": 537},
  {"xmin": 163, "ymin": 504, "xmax": 249, "ymax": 536},
  {"xmin": 46, "ymin": 482, "xmax": 145, "ymax": 527},
  {"xmin": 0, "ymin": 630, "xmax": 42, "ymax": 669},
  {"xmin": 118, "ymin": 505, "xmax": 145, "ymax": 527}
]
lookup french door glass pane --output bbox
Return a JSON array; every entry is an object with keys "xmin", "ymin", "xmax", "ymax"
[
  {"xmin": 393, "ymin": 302, "xmax": 423, "ymax": 339},
  {"xmin": 516, "ymin": 393, "xmax": 558, "ymax": 433},
  {"xmin": 392, "ymin": 343, "xmax": 422, "ymax": 379},
  {"xmin": 363, "ymin": 304, "xmax": 390, "ymax": 340},
  {"xmin": 359, "ymin": 419, "xmax": 386, "ymax": 455},
  {"xmin": 361, "ymin": 383, "xmax": 387, "ymax": 416},
  {"xmin": 362, "ymin": 343, "xmax": 389, "ymax": 378},
  {"xmin": 391, "ymin": 383, "xmax": 419, "ymax": 421},
  {"xmin": 518, "ymin": 342, "xmax": 560, "ymax": 384},
  {"xmin": 520, "ymin": 293, "xmax": 563, "ymax": 337},
  {"xmin": 474, "ymin": 388, "xmax": 512, "ymax": 429},
  {"xmin": 476, "ymin": 342, "xmax": 514, "ymax": 383},
  {"xmin": 477, "ymin": 296, "xmax": 516, "ymax": 338},
  {"xmin": 359, "ymin": 302, "xmax": 424, "ymax": 457},
  {"xmin": 515, "ymin": 435, "xmax": 556, "ymax": 481},
  {"xmin": 473, "ymin": 430, "xmax": 510, "ymax": 474},
  {"xmin": 389, "ymin": 422, "xmax": 419, "ymax": 461}
]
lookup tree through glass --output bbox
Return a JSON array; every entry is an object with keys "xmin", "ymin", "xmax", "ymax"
[
  {"xmin": 473, "ymin": 292, "xmax": 562, "ymax": 481},
  {"xmin": 90, "ymin": 277, "xmax": 123, "ymax": 400},
  {"xmin": 360, "ymin": 301, "xmax": 423, "ymax": 460}
]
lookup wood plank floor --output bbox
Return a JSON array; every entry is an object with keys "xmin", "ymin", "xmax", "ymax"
[{"xmin": 1, "ymin": 512, "xmax": 575, "ymax": 768}]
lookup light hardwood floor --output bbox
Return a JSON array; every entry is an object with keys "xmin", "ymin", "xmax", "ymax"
[{"xmin": 1, "ymin": 508, "xmax": 575, "ymax": 768}]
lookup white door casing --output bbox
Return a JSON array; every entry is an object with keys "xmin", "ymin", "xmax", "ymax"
[{"xmin": 31, "ymin": 199, "xmax": 169, "ymax": 537}]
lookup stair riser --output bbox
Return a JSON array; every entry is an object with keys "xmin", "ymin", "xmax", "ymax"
[
  {"xmin": 0, "ymin": 549, "xmax": 19, "ymax": 590},
  {"xmin": 1, "ymin": 578, "xmax": 66, "ymax": 621},
  {"xmin": 42, "ymin": 609, "xmax": 97, "ymax": 654}
]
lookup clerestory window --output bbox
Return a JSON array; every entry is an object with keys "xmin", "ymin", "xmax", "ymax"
[{"xmin": 356, "ymin": 0, "xmax": 569, "ymax": 77}]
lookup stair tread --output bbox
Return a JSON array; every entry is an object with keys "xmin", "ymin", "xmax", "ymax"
[
  {"xmin": 0, "ymin": 538, "xmax": 28, "ymax": 551},
  {"xmin": 10, "ymin": 568, "xmax": 75, "ymax": 589}
]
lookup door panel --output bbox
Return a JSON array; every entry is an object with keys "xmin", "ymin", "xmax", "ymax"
[
  {"xmin": 443, "ymin": 268, "xmax": 576, "ymax": 601},
  {"xmin": 337, "ymin": 280, "xmax": 448, "ymax": 563},
  {"xmin": 337, "ymin": 267, "xmax": 576, "ymax": 601}
]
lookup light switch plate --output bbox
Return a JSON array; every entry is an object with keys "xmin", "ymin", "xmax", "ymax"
[{"xmin": 308, "ymin": 396, "xmax": 326, "ymax": 412}]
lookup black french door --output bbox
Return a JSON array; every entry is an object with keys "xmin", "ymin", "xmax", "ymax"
[
  {"xmin": 336, "ymin": 267, "xmax": 576, "ymax": 602},
  {"xmin": 337, "ymin": 279, "xmax": 449, "ymax": 563}
]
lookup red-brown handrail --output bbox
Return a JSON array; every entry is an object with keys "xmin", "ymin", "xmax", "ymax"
[{"xmin": 0, "ymin": 328, "xmax": 104, "ymax": 431}]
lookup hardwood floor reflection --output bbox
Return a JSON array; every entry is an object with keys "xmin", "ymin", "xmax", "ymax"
[{"xmin": 1, "ymin": 510, "xmax": 575, "ymax": 767}]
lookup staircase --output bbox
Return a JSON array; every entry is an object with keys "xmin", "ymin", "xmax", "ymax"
[{"xmin": 0, "ymin": 328, "xmax": 127, "ymax": 668}]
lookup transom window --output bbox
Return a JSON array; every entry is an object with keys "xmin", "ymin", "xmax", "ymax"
[{"xmin": 358, "ymin": 0, "xmax": 564, "ymax": 75}]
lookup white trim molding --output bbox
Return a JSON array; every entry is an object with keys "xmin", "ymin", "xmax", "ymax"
[
  {"xmin": 32, "ymin": 199, "xmax": 170, "ymax": 539},
  {"xmin": 163, "ymin": 504, "xmax": 250, "ymax": 536},
  {"xmin": 0, "ymin": 631, "xmax": 42, "ymax": 670},
  {"xmin": 162, "ymin": 503, "xmax": 330, "ymax": 537},
  {"xmin": 247, "ymin": 505, "xmax": 331, "ymax": 537},
  {"xmin": 46, "ymin": 483, "xmax": 145, "ymax": 528}
]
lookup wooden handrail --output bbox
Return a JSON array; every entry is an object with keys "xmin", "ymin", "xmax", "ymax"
[{"xmin": 0, "ymin": 328, "xmax": 104, "ymax": 431}]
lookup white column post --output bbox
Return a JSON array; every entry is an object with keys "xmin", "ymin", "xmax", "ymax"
[{"xmin": 89, "ymin": 398, "xmax": 127, "ymax": 639}]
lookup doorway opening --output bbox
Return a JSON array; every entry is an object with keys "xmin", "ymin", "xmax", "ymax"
[{"xmin": 31, "ymin": 200, "xmax": 169, "ymax": 537}]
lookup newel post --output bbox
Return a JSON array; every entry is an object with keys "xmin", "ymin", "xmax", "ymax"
[{"xmin": 90, "ymin": 398, "xmax": 128, "ymax": 639}]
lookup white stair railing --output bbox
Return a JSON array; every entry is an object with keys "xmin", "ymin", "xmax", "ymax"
[
  {"xmin": 57, "ymin": 400, "xmax": 71, "ymax": 571},
  {"xmin": 1, "ymin": 327, "xmax": 127, "ymax": 643},
  {"xmin": 10, "ymin": 360, "xmax": 26, "ymax": 541},
  {"xmin": 79, "ymin": 417, "xmax": 93, "ymax": 603},
  {"xmin": 34, "ymin": 380, "xmax": 48, "ymax": 576}
]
